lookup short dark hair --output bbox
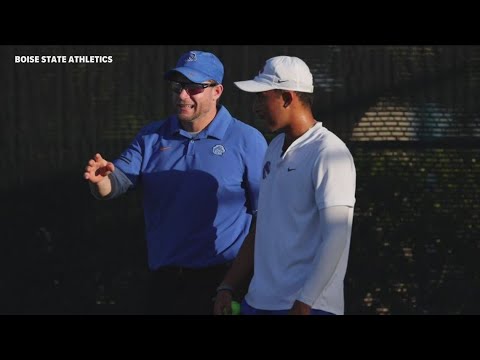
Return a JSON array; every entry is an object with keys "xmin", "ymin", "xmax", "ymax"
[
  {"xmin": 275, "ymin": 90, "xmax": 314, "ymax": 108},
  {"xmin": 295, "ymin": 91, "xmax": 314, "ymax": 108}
]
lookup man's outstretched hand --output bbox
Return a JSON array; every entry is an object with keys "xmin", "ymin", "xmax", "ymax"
[{"xmin": 84, "ymin": 153, "xmax": 115, "ymax": 183}]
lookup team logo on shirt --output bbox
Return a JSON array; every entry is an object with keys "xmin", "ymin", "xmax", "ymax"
[
  {"xmin": 212, "ymin": 144, "xmax": 226, "ymax": 156},
  {"xmin": 262, "ymin": 161, "xmax": 271, "ymax": 179}
]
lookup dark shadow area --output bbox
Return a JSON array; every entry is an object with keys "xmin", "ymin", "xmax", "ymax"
[
  {"xmin": 346, "ymin": 145, "xmax": 480, "ymax": 314},
  {"xmin": 0, "ymin": 174, "xmax": 147, "ymax": 314}
]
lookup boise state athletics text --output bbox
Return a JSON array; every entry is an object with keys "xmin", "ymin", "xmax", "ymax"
[{"xmin": 15, "ymin": 55, "xmax": 114, "ymax": 63}]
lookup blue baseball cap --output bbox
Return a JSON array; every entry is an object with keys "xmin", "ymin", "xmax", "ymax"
[{"xmin": 164, "ymin": 50, "xmax": 224, "ymax": 84}]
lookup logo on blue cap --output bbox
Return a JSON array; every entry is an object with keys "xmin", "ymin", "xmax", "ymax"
[
  {"xmin": 185, "ymin": 53, "xmax": 197, "ymax": 62},
  {"xmin": 165, "ymin": 50, "xmax": 224, "ymax": 84}
]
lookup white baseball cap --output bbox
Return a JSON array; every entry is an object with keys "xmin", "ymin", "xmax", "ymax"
[{"xmin": 234, "ymin": 56, "xmax": 314, "ymax": 93}]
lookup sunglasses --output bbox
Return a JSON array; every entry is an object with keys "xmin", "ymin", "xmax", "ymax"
[{"xmin": 169, "ymin": 81, "xmax": 217, "ymax": 96}]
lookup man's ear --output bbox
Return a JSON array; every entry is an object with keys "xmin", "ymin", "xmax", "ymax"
[
  {"xmin": 282, "ymin": 91, "xmax": 293, "ymax": 108},
  {"xmin": 213, "ymin": 84, "xmax": 224, "ymax": 100}
]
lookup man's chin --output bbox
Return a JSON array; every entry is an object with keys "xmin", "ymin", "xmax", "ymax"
[
  {"xmin": 266, "ymin": 123, "xmax": 280, "ymax": 133},
  {"xmin": 268, "ymin": 126, "xmax": 287, "ymax": 135},
  {"xmin": 177, "ymin": 114, "xmax": 193, "ymax": 122}
]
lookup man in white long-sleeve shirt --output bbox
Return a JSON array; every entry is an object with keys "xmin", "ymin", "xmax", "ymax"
[{"xmin": 213, "ymin": 56, "xmax": 356, "ymax": 315}]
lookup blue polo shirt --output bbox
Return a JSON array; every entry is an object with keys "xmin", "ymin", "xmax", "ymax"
[{"xmin": 111, "ymin": 106, "xmax": 267, "ymax": 270}]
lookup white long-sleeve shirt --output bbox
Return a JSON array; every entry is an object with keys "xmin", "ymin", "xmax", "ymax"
[{"xmin": 245, "ymin": 122, "xmax": 356, "ymax": 315}]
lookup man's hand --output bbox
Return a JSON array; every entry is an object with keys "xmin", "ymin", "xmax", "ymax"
[
  {"xmin": 84, "ymin": 153, "xmax": 115, "ymax": 184},
  {"xmin": 213, "ymin": 290, "xmax": 233, "ymax": 315},
  {"xmin": 289, "ymin": 300, "xmax": 312, "ymax": 315}
]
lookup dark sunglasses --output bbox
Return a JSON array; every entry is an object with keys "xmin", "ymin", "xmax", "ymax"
[{"xmin": 169, "ymin": 81, "xmax": 217, "ymax": 96}]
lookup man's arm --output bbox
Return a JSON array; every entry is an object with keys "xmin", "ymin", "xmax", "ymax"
[
  {"xmin": 213, "ymin": 221, "xmax": 256, "ymax": 315},
  {"xmin": 291, "ymin": 205, "xmax": 352, "ymax": 315}
]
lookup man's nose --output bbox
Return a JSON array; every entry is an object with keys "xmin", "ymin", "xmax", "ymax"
[{"xmin": 178, "ymin": 88, "xmax": 191, "ymax": 99}]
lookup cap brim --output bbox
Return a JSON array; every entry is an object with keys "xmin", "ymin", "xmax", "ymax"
[
  {"xmin": 234, "ymin": 80, "xmax": 275, "ymax": 93},
  {"xmin": 164, "ymin": 67, "xmax": 212, "ymax": 83}
]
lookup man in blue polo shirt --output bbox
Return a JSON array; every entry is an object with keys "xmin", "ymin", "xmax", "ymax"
[{"xmin": 84, "ymin": 50, "xmax": 267, "ymax": 314}]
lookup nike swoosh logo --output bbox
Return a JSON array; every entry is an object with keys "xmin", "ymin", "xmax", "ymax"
[
  {"xmin": 288, "ymin": 168, "xmax": 296, "ymax": 172},
  {"xmin": 159, "ymin": 146, "xmax": 171, "ymax": 151},
  {"xmin": 277, "ymin": 80, "xmax": 289, "ymax": 83}
]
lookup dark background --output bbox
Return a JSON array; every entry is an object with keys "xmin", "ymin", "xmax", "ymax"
[{"xmin": 1, "ymin": 45, "xmax": 479, "ymax": 314}]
